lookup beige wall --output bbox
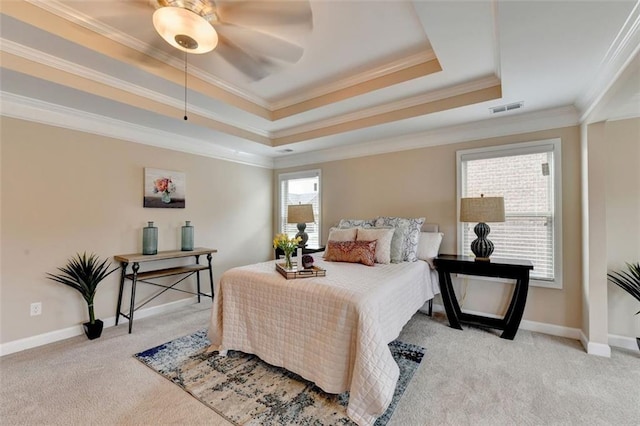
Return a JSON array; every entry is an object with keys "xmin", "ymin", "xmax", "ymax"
[
  {"xmin": 3, "ymin": 114, "xmax": 636, "ymax": 348},
  {"xmin": 605, "ymin": 118, "xmax": 640, "ymax": 338},
  {"xmin": 276, "ymin": 126, "xmax": 583, "ymax": 328},
  {"xmin": 0, "ymin": 117, "xmax": 273, "ymax": 344}
]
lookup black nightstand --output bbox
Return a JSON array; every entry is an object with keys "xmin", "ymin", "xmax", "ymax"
[
  {"xmin": 433, "ymin": 254, "xmax": 533, "ymax": 340},
  {"xmin": 274, "ymin": 246, "xmax": 325, "ymax": 259}
]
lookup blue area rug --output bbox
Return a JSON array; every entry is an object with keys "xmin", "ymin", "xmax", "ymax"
[{"xmin": 135, "ymin": 329, "xmax": 425, "ymax": 425}]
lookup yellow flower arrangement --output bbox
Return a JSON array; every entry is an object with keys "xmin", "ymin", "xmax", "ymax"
[{"xmin": 273, "ymin": 233, "xmax": 301, "ymax": 269}]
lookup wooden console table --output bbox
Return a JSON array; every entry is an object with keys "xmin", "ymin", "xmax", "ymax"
[
  {"xmin": 114, "ymin": 248, "xmax": 216, "ymax": 333},
  {"xmin": 433, "ymin": 254, "xmax": 533, "ymax": 340}
]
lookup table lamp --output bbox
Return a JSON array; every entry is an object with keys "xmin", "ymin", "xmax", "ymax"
[
  {"xmin": 287, "ymin": 204, "xmax": 315, "ymax": 247},
  {"xmin": 460, "ymin": 194, "xmax": 505, "ymax": 260}
]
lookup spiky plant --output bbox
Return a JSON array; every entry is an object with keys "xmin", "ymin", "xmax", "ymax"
[
  {"xmin": 607, "ymin": 262, "xmax": 640, "ymax": 315},
  {"xmin": 46, "ymin": 253, "xmax": 118, "ymax": 324}
]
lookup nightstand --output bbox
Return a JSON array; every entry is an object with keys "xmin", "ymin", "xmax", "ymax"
[
  {"xmin": 274, "ymin": 246, "xmax": 325, "ymax": 259},
  {"xmin": 433, "ymin": 254, "xmax": 533, "ymax": 340}
]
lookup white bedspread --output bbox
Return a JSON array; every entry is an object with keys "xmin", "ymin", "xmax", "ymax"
[{"xmin": 208, "ymin": 254, "xmax": 439, "ymax": 426}]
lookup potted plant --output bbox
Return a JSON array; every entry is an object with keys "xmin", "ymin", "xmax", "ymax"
[
  {"xmin": 607, "ymin": 262, "xmax": 640, "ymax": 350},
  {"xmin": 46, "ymin": 252, "xmax": 118, "ymax": 340}
]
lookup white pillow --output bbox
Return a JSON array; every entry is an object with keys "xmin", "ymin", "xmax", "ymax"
[
  {"xmin": 327, "ymin": 227, "xmax": 357, "ymax": 242},
  {"xmin": 416, "ymin": 232, "xmax": 443, "ymax": 269},
  {"xmin": 356, "ymin": 227, "xmax": 394, "ymax": 264}
]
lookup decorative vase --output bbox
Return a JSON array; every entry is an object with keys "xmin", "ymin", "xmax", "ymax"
[
  {"xmin": 83, "ymin": 319, "xmax": 104, "ymax": 340},
  {"xmin": 142, "ymin": 221, "xmax": 158, "ymax": 255},
  {"xmin": 161, "ymin": 192, "xmax": 171, "ymax": 203},
  {"xmin": 302, "ymin": 254, "xmax": 314, "ymax": 269},
  {"xmin": 284, "ymin": 252, "xmax": 293, "ymax": 270},
  {"xmin": 181, "ymin": 220, "xmax": 194, "ymax": 251}
]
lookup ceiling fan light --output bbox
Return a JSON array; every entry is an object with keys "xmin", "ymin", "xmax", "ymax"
[{"xmin": 152, "ymin": 6, "xmax": 218, "ymax": 54}]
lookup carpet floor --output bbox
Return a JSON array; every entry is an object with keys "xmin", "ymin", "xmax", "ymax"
[
  {"xmin": 134, "ymin": 329, "xmax": 425, "ymax": 425},
  {"xmin": 1, "ymin": 303, "xmax": 638, "ymax": 425}
]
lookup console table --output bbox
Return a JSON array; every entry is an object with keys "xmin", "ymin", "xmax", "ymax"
[
  {"xmin": 114, "ymin": 248, "xmax": 216, "ymax": 333},
  {"xmin": 433, "ymin": 254, "xmax": 533, "ymax": 340}
]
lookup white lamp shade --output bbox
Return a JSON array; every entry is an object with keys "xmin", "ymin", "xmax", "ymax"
[
  {"xmin": 287, "ymin": 204, "xmax": 315, "ymax": 224},
  {"xmin": 460, "ymin": 196, "xmax": 505, "ymax": 223},
  {"xmin": 153, "ymin": 7, "xmax": 218, "ymax": 54}
]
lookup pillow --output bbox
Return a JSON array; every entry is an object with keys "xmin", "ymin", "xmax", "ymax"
[
  {"xmin": 374, "ymin": 216, "xmax": 425, "ymax": 262},
  {"xmin": 416, "ymin": 232, "xmax": 444, "ymax": 269},
  {"xmin": 324, "ymin": 240, "xmax": 377, "ymax": 266},
  {"xmin": 389, "ymin": 220, "xmax": 410, "ymax": 263},
  {"xmin": 356, "ymin": 227, "xmax": 394, "ymax": 264},
  {"xmin": 327, "ymin": 227, "xmax": 358, "ymax": 242},
  {"xmin": 338, "ymin": 218, "xmax": 376, "ymax": 229}
]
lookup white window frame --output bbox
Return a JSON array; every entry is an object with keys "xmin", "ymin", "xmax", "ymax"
[
  {"xmin": 456, "ymin": 139, "xmax": 563, "ymax": 289},
  {"xmin": 277, "ymin": 169, "xmax": 322, "ymax": 247}
]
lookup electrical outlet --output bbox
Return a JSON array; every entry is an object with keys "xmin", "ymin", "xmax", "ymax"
[{"xmin": 30, "ymin": 302, "xmax": 42, "ymax": 316}]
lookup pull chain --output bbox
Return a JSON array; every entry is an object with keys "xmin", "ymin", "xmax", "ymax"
[{"xmin": 184, "ymin": 51, "xmax": 188, "ymax": 121}]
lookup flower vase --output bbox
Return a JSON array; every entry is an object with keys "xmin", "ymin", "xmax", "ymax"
[
  {"xmin": 284, "ymin": 252, "xmax": 293, "ymax": 270},
  {"xmin": 161, "ymin": 192, "xmax": 171, "ymax": 203}
]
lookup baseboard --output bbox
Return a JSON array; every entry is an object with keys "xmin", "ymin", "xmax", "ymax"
[
  {"xmin": 608, "ymin": 333, "xmax": 639, "ymax": 352},
  {"xmin": 3, "ymin": 298, "xmax": 635, "ymax": 357},
  {"xmin": 430, "ymin": 303, "xmax": 631, "ymax": 355},
  {"xmin": 581, "ymin": 331, "xmax": 612, "ymax": 357},
  {"xmin": 0, "ymin": 296, "xmax": 201, "ymax": 357}
]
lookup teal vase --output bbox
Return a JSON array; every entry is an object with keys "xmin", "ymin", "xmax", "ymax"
[
  {"xmin": 181, "ymin": 221, "xmax": 194, "ymax": 251},
  {"xmin": 142, "ymin": 221, "xmax": 158, "ymax": 255}
]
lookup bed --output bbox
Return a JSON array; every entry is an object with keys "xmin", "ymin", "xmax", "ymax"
[{"xmin": 208, "ymin": 222, "xmax": 441, "ymax": 426}]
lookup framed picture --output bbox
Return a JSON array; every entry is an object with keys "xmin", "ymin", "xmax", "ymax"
[{"xmin": 143, "ymin": 168, "xmax": 186, "ymax": 208}]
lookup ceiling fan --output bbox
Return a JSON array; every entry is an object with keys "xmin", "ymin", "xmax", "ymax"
[{"xmin": 149, "ymin": 0, "xmax": 313, "ymax": 80}]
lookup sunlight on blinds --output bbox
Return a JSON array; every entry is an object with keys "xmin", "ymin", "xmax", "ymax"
[
  {"xmin": 461, "ymin": 151, "xmax": 555, "ymax": 281},
  {"xmin": 279, "ymin": 171, "xmax": 320, "ymax": 247}
]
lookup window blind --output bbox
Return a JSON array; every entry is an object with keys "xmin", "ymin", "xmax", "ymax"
[
  {"xmin": 278, "ymin": 170, "xmax": 321, "ymax": 247},
  {"xmin": 458, "ymin": 140, "xmax": 561, "ymax": 284}
]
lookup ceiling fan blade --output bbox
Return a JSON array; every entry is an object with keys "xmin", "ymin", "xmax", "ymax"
[
  {"xmin": 215, "ymin": 35, "xmax": 273, "ymax": 81},
  {"xmin": 215, "ymin": 23, "xmax": 304, "ymax": 63},
  {"xmin": 216, "ymin": 0, "xmax": 313, "ymax": 29}
]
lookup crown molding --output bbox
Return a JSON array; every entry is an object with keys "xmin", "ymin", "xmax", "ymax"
[
  {"xmin": 1, "ymin": 88, "xmax": 578, "ymax": 171},
  {"xmin": 1, "ymin": 39, "xmax": 271, "ymax": 138},
  {"xmin": 270, "ymin": 50, "xmax": 438, "ymax": 111},
  {"xmin": 26, "ymin": 0, "xmax": 440, "ymax": 117},
  {"xmin": 576, "ymin": 1, "xmax": 640, "ymax": 122},
  {"xmin": 273, "ymin": 105, "xmax": 578, "ymax": 169},
  {"xmin": 273, "ymin": 75, "xmax": 501, "ymax": 138},
  {"xmin": 0, "ymin": 91, "xmax": 274, "ymax": 169}
]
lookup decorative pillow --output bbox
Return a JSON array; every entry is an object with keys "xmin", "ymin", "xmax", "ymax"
[
  {"xmin": 374, "ymin": 216, "xmax": 425, "ymax": 262},
  {"xmin": 327, "ymin": 227, "xmax": 358, "ymax": 242},
  {"xmin": 337, "ymin": 218, "xmax": 376, "ymax": 229},
  {"xmin": 388, "ymin": 220, "xmax": 410, "ymax": 263},
  {"xmin": 416, "ymin": 232, "xmax": 444, "ymax": 269},
  {"xmin": 356, "ymin": 227, "xmax": 394, "ymax": 264},
  {"xmin": 324, "ymin": 240, "xmax": 377, "ymax": 266}
]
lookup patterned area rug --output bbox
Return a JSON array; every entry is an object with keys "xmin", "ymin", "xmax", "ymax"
[{"xmin": 134, "ymin": 329, "xmax": 425, "ymax": 426}]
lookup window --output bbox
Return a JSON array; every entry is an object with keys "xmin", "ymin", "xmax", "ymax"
[
  {"xmin": 278, "ymin": 170, "xmax": 321, "ymax": 247},
  {"xmin": 457, "ymin": 139, "xmax": 562, "ymax": 288}
]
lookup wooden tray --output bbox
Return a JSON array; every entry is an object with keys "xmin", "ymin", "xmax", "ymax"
[{"xmin": 276, "ymin": 263, "xmax": 326, "ymax": 279}]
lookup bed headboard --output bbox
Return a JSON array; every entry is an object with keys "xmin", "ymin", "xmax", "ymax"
[{"xmin": 423, "ymin": 223, "xmax": 439, "ymax": 233}]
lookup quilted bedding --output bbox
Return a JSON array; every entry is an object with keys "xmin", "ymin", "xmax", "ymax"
[{"xmin": 207, "ymin": 253, "xmax": 439, "ymax": 426}]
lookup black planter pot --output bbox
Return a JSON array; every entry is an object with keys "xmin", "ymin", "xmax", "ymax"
[{"xmin": 83, "ymin": 319, "xmax": 104, "ymax": 340}]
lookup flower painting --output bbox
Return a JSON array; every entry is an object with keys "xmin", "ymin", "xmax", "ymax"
[{"xmin": 143, "ymin": 168, "xmax": 185, "ymax": 208}]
